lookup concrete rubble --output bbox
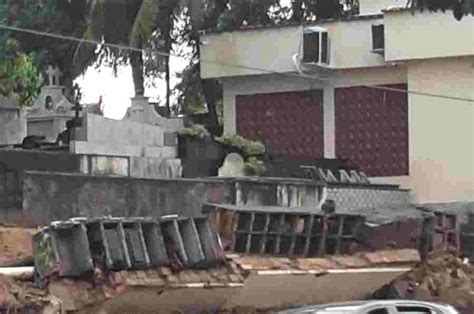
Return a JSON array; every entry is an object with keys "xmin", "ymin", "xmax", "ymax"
[
  {"xmin": 374, "ymin": 249, "xmax": 474, "ymax": 314},
  {"xmin": 0, "ymin": 247, "xmax": 421, "ymax": 313},
  {"xmin": 0, "ymin": 202, "xmax": 471, "ymax": 312}
]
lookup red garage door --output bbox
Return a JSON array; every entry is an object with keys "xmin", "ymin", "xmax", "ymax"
[
  {"xmin": 236, "ymin": 90, "xmax": 324, "ymax": 159},
  {"xmin": 335, "ymin": 84, "xmax": 409, "ymax": 177}
]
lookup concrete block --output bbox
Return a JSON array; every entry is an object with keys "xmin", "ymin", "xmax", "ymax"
[
  {"xmin": 160, "ymin": 219, "xmax": 189, "ymax": 266},
  {"xmin": 144, "ymin": 124, "xmax": 164, "ymax": 147},
  {"xmin": 129, "ymin": 157, "xmax": 146, "ymax": 178},
  {"xmin": 163, "ymin": 132, "xmax": 178, "ymax": 147},
  {"xmin": 195, "ymin": 218, "xmax": 224, "ymax": 264},
  {"xmin": 143, "ymin": 146, "xmax": 163, "ymax": 158},
  {"xmin": 140, "ymin": 221, "xmax": 169, "ymax": 267},
  {"xmin": 71, "ymin": 141, "xmax": 142, "ymax": 157},
  {"xmin": 33, "ymin": 222, "xmax": 93, "ymax": 279},
  {"xmin": 86, "ymin": 220, "xmax": 131, "ymax": 271},
  {"xmin": 178, "ymin": 218, "xmax": 206, "ymax": 267},
  {"xmin": 122, "ymin": 221, "xmax": 150, "ymax": 268},
  {"xmin": 161, "ymin": 146, "xmax": 177, "ymax": 158}
]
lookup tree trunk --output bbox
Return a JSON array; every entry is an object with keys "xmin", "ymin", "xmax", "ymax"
[
  {"xmin": 130, "ymin": 50, "xmax": 145, "ymax": 97},
  {"xmin": 195, "ymin": 40, "xmax": 219, "ymax": 130},
  {"xmin": 202, "ymin": 78, "xmax": 219, "ymax": 130},
  {"xmin": 164, "ymin": 14, "xmax": 174, "ymax": 116}
]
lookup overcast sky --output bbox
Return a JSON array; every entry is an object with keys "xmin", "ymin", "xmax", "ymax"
[{"xmin": 75, "ymin": 0, "xmax": 292, "ymax": 120}]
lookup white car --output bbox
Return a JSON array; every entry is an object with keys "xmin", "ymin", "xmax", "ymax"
[{"xmin": 277, "ymin": 300, "xmax": 459, "ymax": 314}]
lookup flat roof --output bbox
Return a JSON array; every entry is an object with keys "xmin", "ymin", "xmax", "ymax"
[{"xmin": 201, "ymin": 13, "xmax": 384, "ymax": 35}]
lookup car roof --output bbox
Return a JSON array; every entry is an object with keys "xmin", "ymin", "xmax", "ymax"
[{"xmin": 280, "ymin": 300, "xmax": 450, "ymax": 313}]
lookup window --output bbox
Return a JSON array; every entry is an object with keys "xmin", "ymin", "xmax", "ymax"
[
  {"xmin": 396, "ymin": 306, "xmax": 433, "ymax": 314},
  {"xmin": 321, "ymin": 32, "xmax": 329, "ymax": 64},
  {"xmin": 303, "ymin": 30, "xmax": 320, "ymax": 63},
  {"xmin": 372, "ymin": 24, "xmax": 384, "ymax": 51},
  {"xmin": 302, "ymin": 27, "xmax": 330, "ymax": 65},
  {"xmin": 368, "ymin": 308, "xmax": 389, "ymax": 314}
]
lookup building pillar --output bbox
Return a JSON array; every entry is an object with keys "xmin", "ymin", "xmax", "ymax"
[
  {"xmin": 223, "ymin": 86, "xmax": 236, "ymax": 135},
  {"xmin": 323, "ymin": 86, "xmax": 336, "ymax": 158}
]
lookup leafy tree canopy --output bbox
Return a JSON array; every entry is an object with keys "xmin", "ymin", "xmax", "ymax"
[
  {"xmin": 0, "ymin": 39, "xmax": 42, "ymax": 107},
  {"xmin": 409, "ymin": 0, "xmax": 473, "ymax": 20}
]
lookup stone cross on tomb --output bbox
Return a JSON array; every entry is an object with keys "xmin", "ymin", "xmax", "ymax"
[{"xmin": 45, "ymin": 66, "xmax": 62, "ymax": 87}]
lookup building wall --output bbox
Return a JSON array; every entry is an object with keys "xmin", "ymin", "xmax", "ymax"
[
  {"xmin": 406, "ymin": 57, "xmax": 473, "ymax": 203},
  {"xmin": 223, "ymin": 57, "xmax": 474, "ymax": 203},
  {"xmin": 223, "ymin": 66, "xmax": 407, "ymax": 159},
  {"xmin": 385, "ymin": 10, "xmax": 474, "ymax": 61},
  {"xmin": 201, "ymin": 17, "xmax": 386, "ymax": 79},
  {"xmin": 335, "ymin": 84, "xmax": 409, "ymax": 177},
  {"xmin": 236, "ymin": 90, "xmax": 324, "ymax": 159},
  {"xmin": 359, "ymin": 0, "xmax": 404, "ymax": 15}
]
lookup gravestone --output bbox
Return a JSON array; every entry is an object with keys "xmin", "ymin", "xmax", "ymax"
[
  {"xmin": 26, "ymin": 66, "xmax": 75, "ymax": 142},
  {"xmin": 218, "ymin": 153, "xmax": 245, "ymax": 177},
  {"xmin": 0, "ymin": 95, "xmax": 26, "ymax": 146}
]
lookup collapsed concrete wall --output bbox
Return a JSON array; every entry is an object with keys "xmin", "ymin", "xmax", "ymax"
[
  {"xmin": 1, "ymin": 170, "xmax": 418, "ymax": 228},
  {"xmin": 19, "ymin": 172, "xmax": 236, "ymax": 227}
]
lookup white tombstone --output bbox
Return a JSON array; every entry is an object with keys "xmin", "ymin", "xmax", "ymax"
[
  {"xmin": 0, "ymin": 95, "xmax": 26, "ymax": 145},
  {"xmin": 218, "ymin": 153, "xmax": 245, "ymax": 177}
]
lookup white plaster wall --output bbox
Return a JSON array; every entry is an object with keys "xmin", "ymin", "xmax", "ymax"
[
  {"xmin": 408, "ymin": 57, "xmax": 473, "ymax": 202},
  {"xmin": 222, "ymin": 66, "xmax": 407, "ymax": 159},
  {"xmin": 385, "ymin": 10, "xmax": 474, "ymax": 61},
  {"xmin": 372, "ymin": 57, "xmax": 474, "ymax": 202},
  {"xmin": 359, "ymin": 0, "xmax": 404, "ymax": 15},
  {"xmin": 201, "ymin": 17, "xmax": 386, "ymax": 79}
]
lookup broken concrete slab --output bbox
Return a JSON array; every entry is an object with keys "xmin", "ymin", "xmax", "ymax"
[
  {"xmin": 208, "ymin": 203, "xmax": 365, "ymax": 257},
  {"xmin": 33, "ymin": 216, "xmax": 225, "ymax": 281},
  {"xmin": 57, "ymin": 249, "xmax": 419, "ymax": 314}
]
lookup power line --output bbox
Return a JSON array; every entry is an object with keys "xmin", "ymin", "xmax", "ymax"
[{"xmin": 0, "ymin": 23, "xmax": 473, "ymax": 103}]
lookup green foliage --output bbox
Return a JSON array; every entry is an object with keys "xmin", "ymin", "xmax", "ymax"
[
  {"xmin": 410, "ymin": 0, "xmax": 473, "ymax": 20},
  {"xmin": 244, "ymin": 157, "xmax": 266, "ymax": 176},
  {"xmin": 216, "ymin": 134, "xmax": 266, "ymax": 157},
  {"xmin": 179, "ymin": 124, "xmax": 211, "ymax": 139},
  {"xmin": 1, "ymin": 0, "xmax": 88, "ymax": 82},
  {"xmin": 0, "ymin": 47, "xmax": 42, "ymax": 107}
]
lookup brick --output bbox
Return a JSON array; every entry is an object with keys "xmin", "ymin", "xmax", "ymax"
[
  {"xmin": 145, "ymin": 270, "xmax": 159, "ymax": 279},
  {"xmin": 136, "ymin": 271, "xmax": 147, "ymax": 280},
  {"xmin": 166, "ymin": 275, "xmax": 179, "ymax": 284},
  {"xmin": 330, "ymin": 256, "xmax": 368, "ymax": 268},
  {"xmin": 158, "ymin": 267, "xmax": 172, "ymax": 277},
  {"xmin": 296, "ymin": 258, "xmax": 339, "ymax": 270},
  {"xmin": 178, "ymin": 270, "xmax": 199, "ymax": 283},
  {"xmin": 196, "ymin": 270, "xmax": 213, "ymax": 282},
  {"xmin": 361, "ymin": 249, "xmax": 420, "ymax": 265}
]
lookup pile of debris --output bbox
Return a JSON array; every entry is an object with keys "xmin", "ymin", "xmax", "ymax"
[{"xmin": 375, "ymin": 249, "xmax": 474, "ymax": 313}]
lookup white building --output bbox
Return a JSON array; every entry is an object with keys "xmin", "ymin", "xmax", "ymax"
[{"xmin": 199, "ymin": 1, "xmax": 474, "ymax": 203}]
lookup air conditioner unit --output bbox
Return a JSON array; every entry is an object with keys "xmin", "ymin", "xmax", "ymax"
[
  {"xmin": 371, "ymin": 24, "xmax": 385, "ymax": 54},
  {"xmin": 302, "ymin": 27, "xmax": 330, "ymax": 66}
]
